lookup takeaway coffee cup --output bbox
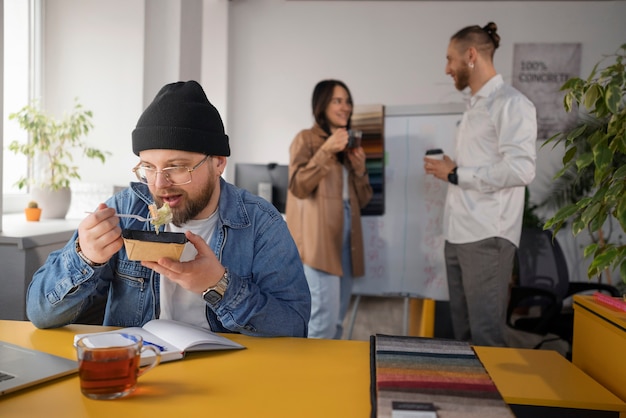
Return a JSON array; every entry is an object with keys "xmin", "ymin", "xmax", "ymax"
[
  {"xmin": 425, "ymin": 148, "xmax": 444, "ymax": 160},
  {"xmin": 76, "ymin": 332, "xmax": 161, "ymax": 400}
]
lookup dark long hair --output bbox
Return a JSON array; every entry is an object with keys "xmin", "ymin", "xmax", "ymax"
[
  {"xmin": 451, "ymin": 22, "xmax": 500, "ymax": 60},
  {"xmin": 311, "ymin": 79, "xmax": 353, "ymax": 136}
]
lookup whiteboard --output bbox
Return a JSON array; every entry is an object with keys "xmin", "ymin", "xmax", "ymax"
[{"xmin": 352, "ymin": 104, "xmax": 464, "ymax": 301}]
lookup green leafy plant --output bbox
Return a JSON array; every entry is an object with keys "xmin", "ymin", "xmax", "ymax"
[
  {"xmin": 544, "ymin": 44, "xmax": 626, "ymax": 280},
  {"xmin": 8, "ymin": 99, "xmax": 109, "ymax": 191}
]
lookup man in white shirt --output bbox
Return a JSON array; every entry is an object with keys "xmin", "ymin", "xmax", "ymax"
[{"xmin": 424, "ymin": 22, "xmax": 537, "ymax": 346}]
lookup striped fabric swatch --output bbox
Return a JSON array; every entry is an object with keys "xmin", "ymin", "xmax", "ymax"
[{"xmin": 371, "ymin": 334, "xmax": 514, "ymax": 418}]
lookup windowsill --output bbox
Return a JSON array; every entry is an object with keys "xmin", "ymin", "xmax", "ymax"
[
  {"xmin": 2, "ymin": 193, "xmax": 30, "ymax": 215},
  {"xmin": 0, "ymin": 213, "xmax": 80, "ymax": 249}
]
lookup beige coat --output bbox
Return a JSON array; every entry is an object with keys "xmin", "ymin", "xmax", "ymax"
[{"xmin": 285, "ymin": 125, "xmax": 373, "ymax": 277}]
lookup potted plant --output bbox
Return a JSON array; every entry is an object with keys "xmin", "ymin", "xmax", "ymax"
[
  {"xmin": 24, "ymin": 200, "xmax": 42, "ymax": 222},
  {"xmin": 543, "ymin": 44, "xmax": 626, "ymax": 285},
  {"xmin": 8, "ymin": 99, "xmax": 109, "ymax": 219}
]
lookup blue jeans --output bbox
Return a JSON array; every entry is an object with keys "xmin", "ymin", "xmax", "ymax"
[
  {"xmin": 305, "ymin": 200, "xmax": 353, "ymax": 339},
  {"xmin": 304, "ymin": 265, "xmax": 340, "ymax": 339},
  {"xmin": 336, "ymin": 200, "xmax": 353, "ymax": 339}
]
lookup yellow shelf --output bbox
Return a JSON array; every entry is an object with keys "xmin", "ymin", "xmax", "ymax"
[{"xmin": 573, "ymin": 294, "xmax": 626, "ymax": 403}]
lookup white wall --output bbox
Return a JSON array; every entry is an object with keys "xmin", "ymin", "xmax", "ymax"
[
  {"xmin": 201, "ymin": 0, "xmax": 229, "ymax": 130},
  {"xmin": 41, "ymin": 0, "xmax": 220, "ymax": 190},
  {"xmin": 226, "ymin": 0, "xmax": 626, "ymax": 180},
  {"xmin": 39, "ymin": 0, "xmax": 626, "ymax": 185},
  {"xmin": 224, "ymin": 0, "xmax": 625, "ymax": 285},
  {"xmin": 43, "ymin": 0, "xmax": 144, "ymax": 188},
  {"xmin": 20, "ymin": 0, "xmax": 626, "ymax": 280}
]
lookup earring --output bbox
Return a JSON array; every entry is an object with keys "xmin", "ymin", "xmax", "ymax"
[{"xmin": 469, "ymin": 62, "xmax": 474, "ymax": 69}]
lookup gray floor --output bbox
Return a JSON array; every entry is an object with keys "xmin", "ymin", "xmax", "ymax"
[{"xmin": 339, "ymin": 295, "xmax": 569, "ymax": 357}]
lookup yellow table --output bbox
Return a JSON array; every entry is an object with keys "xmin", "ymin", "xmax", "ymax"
[
  {"xmin": 573, "ymin": 294, "xmax": 626, "ymax": 402},
  {"xmin": 4, "ymin": 318, "xmax": 623, "ymax": 418},
  {"xmin": 0, "ymin": 320, "xmax": 371, "ymax": 418},
  {"xmin": 475, "ymin": 345, "xmax": 626, "ymax": 417}
]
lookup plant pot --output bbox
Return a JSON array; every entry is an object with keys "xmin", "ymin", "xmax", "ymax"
[
  {"xmin": 122, "ymin": 229, "xmax": 188, "ymax": 262},
  {"xmin": 24, "ymin": 207, "xmax": 42, "ymax": 222},
  {"xmin": 32, "ymin": 187, "xmax": 72, "ymax": 219}
]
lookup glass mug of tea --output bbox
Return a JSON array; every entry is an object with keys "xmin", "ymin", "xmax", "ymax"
[
  {"xmin": 76, "ymin": 332, "xmax": 161, "ymax": 400},
  {"xmin": 347, "ymin": 129, "xmax": 362, "ymax": 148}
]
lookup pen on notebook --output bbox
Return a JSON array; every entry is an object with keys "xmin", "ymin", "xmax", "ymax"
[{"xmin": 143, "ymin": 340, "xmax": 167, "ymax": 352}]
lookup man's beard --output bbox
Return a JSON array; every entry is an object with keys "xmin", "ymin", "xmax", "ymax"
[
  {"xmin": 153, "ymin": 177, "xmax": 216, "ymax": 227},
  {"xmin": 454, "ymin": 63, "xmax": 471, "ymax": 91}
]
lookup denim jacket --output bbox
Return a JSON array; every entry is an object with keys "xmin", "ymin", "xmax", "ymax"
[{"xmin": 26, "ymin": 179, "xmax": 311, "ymax": 337}]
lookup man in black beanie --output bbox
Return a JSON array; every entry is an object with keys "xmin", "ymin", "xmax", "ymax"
[{"xmin": 26, "ymin": 80, "xmax": 311, "ymax": 338}]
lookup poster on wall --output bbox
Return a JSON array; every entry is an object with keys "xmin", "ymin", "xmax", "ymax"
[{"xmin": 512, "ymin": 43, "xmax": 581, "ymax": 140}]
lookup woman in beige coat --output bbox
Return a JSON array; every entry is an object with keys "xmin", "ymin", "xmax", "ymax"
[{"xmin": 286, "ymin": 80, "xmax": 373, "ymax": 339}]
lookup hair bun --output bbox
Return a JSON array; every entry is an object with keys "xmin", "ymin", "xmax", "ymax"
[{"xmin": 482, "ymin": 22, "xmax": 500, "ymax": 49}]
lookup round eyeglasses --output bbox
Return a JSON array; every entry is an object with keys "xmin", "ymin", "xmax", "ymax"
[{"xmin": 132, "ymin": 155, "xmax": 210, "ymax": 186}]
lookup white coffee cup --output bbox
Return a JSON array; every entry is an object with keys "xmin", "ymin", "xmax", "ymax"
[{"xmin": 425, "ymin": 148, "xmax": 444, "ymax": 160}]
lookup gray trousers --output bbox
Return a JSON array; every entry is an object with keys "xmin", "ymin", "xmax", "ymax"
[{"xmin": 444, "ymin": 237, "xmax": 515, "ymax": 347}]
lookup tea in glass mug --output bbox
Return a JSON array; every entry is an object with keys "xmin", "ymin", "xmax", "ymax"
[{"xmin": 76, "ymin": 332, "xmax": 161, "ymax": 400}]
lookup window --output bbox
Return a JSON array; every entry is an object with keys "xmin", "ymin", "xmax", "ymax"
[{"xmin": 3, "ymin": 0, "xmax": 41, "ymax": 212}]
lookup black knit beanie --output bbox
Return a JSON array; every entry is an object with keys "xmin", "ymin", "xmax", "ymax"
[{"xmin": 132, "ymin": 80, "xmax": 230, "ymax": 156}]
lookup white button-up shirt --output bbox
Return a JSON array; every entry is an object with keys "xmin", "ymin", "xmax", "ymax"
[{"xmin": 443, "ymin": 74, "xmax": 537, "ymax": 247}]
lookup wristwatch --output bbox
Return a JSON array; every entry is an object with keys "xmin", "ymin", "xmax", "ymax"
[
  {"xmin": 202, "ymin": 268, "xmax": 230, "ymax": 305},
  {"xmin": 447, "ymin": 166, "xmax": 458, "ymax": 185}
]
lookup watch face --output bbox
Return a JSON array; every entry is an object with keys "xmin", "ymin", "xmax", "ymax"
[{"xmin": 203, "ymin": 289, "xmax": 222, "ymax": 305}]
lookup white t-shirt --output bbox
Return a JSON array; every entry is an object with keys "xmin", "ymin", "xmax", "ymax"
[{"xmin": 159, "ymin": 211, "xmax": 219, "ymax": 330}]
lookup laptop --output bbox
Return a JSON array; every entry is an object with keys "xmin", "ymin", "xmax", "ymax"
[{"xmin": 0, "ymin": 341, "xmax": 78, "ymax": 396}]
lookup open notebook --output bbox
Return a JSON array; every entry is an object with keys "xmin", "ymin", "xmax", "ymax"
[
  {"xmin": 0, "ymin": 341, "xmax": 78, "ymax": 396},
  {"xmin": 74, "ymin": 319, "xmax": 245, "ymax": 364}
]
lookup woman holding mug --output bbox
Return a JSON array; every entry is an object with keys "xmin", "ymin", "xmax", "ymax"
[{"xmin": 286, "ymin": 79, "xmax": 373, "ymax": 339}]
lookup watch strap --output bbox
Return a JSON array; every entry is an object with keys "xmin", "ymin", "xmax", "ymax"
[
  {"xmin": 202, "ymin": 268, "xmax": 230, "ymax": 304},
  {"xmin": 447, "ymin": 167, "xmax": 459, "ymax": 185}
]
